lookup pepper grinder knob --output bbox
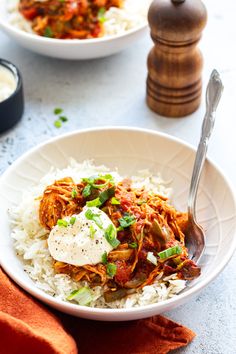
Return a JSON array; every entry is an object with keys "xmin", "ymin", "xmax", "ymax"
[{"xmin": 146, "ymin": 0, "xmax": 207, "ymax": 117}]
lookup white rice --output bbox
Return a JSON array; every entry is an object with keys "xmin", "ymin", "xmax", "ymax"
[
  {"xmin": 10, "ymin": 159, "xmax": 186, "ymax": 308},
  {"xmin": 7, "ymin": 0, "xmax": 152, "ymax": 38}
]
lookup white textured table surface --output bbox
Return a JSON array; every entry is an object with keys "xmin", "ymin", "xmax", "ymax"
[{"xmin": 0, "ymin": 1, "xmax": 236, "ymax": 353}]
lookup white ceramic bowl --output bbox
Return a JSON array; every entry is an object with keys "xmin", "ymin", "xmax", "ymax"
[
  {"xmin": 0, "ymin": 0, "xmax": 148, "ymax": 60},
  {"xmin": 0, "ymin": 127, "xmax": 236, "ymax": 321}
]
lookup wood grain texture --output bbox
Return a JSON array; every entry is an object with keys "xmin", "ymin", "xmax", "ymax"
[{"xmin": 146, "ymin": 0, "xmax": 207, "ymax": 117}]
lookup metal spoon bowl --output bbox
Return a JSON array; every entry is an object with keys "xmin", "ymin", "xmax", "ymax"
[{"xmin": 185, "ymin": 70, "xmax": 224, "ymax": 263}]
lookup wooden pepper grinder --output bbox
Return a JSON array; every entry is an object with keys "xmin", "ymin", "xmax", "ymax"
[{"xmin": 146, "ymin": 0, "xmax": 207, "ymax": 117}]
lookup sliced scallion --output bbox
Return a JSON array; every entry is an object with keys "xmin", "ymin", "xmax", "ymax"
[
  {"xmin": 85, "ymin": 208, "xmax": 103, "ymax": 229},
  {"xmin": 54, "ymin": 108, "xmax": 63, "ymax": 115},
  {"xmin": 44, "ymin": 26, "xmax": 53, "ymax": 38},
  {"xmin": 147, "ymin": 252, "xmax": 158, "ymax": 266},
  {"xmin": 59, "ymin": 116, "xmax": 68, "ymax": 122},
  {"xmin": 86, "ymin": 198, "xmax": 102, "ymax": 208},
  {"xmin": 54, "ymin": 120, "xmax": 62, "ymax": 128},
  {"xmin": 104, "ymin": 224, "xmax": 120, "ymax": 248},
  {"xmin": 111, "ymin": 197, "xmax": 120, "ymax": 205},
  {"xmin": 86, "ymin": 186, "xmax": 115, "ymax": 208},
  {"xmin": 57, "ymin": 219, "xmax": 68, "ymax": 227},
  {"xmin": 99, "ymin": 186, "xmax": 115, "ymax": 204},
  {"xmin": 67, "ymin": 287, "xmax": 93, "ymax": 306},
  {"xmin": 71, "ymin": 188, "xmax": 78, "ymax": 198},
  {"xmin": 82, "ymin": 184, "xmax": 92, "ymax": 197},
  {"xmin": 69, "ymin": 216, "xmax": 76, "ymax": 225},
  {"xmin": 129, "ymin": 242, "xmax": 138, "ymax": 249},
  {"xmin": 101, "ymin": 251, "xmax": 108, "ymax": 264},
  {"xmin": 118, "ymin": 213, "xmax": 136, "ymax": 228},
  {"xmin": 82, "ymin": 174, "xmax": 114, "ymax": 190},
  {"xmin": 106, "ymin": 263, "xmax": 117, "ymax": 278},
  {"xmin": 89, "ymin": 224, "xmax": 96, "ymax": 239},
  {"xmin": 158, "ymin": 245, "xmax": 182, "ymax": 260}
]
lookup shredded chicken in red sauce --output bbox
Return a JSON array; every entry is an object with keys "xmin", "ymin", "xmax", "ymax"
[
  {"xmin": 19, "ymin": 0, "xmax": 123, "ymax": 39},
  {"xmin": 39, "ymin": 175, "xmax": 201, "ymax": 302}
]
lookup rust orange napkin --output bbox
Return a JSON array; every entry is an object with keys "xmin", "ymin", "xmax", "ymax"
[{"xmin": 0, "ymin": 268, "xmax": 195, "ymax": 354}]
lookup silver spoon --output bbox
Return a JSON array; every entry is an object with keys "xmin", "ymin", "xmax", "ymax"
[{"xmin": 186, "ymin": 69, "xmax": 224, "ymax": 263}]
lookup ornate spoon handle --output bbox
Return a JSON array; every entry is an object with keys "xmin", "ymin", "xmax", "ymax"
[{"xmin": 188, "ymin": 70, "xmax": 224, "ymax": 220}]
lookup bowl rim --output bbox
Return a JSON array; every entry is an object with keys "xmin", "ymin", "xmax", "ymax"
[
  {"xmin": 0, "ymin": 0, "xmax": 148, "ymax": 45},
  {"xmin": 1, "ymin": 126, "xmax": 236, "ymax": 316}
]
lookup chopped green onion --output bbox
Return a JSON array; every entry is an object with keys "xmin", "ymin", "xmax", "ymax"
[
  {"xmin": 44, "ymin": 26, "xmax": 53, "ymax": 38},
  {"xmin": 102, "ymin": 174, "xmax": 113, "ymax": 180},
  {"xmin": 111, "ymin": 197, "xmax": 120, "ymax": 205},
  {"xmin": 89, "ymin": 225, "xmax": 96, "ymax": 239},
  {"xmin": 98, "ymin": 186, "xmax": 115, "ymax": 204},
  {"xmin": 158, "ymin": 245, "xmax": 182, "ymax": 260},
  {"xmin": 106, "ymin": 263, "xmax": 117, "ymax": 278},
  {"xmin": 137, "ymin": 200, "xmax": 147, "ymax": 205},
  {"xmin": 98, "ymin": 7, "xmax": 106, "ymax": 16},
  {"xmin": 54, "ymin": 120, "xmax": 62, "ymax": 128},
  {"xmin": 85, "ymin": 208, "xmax": 103, "ymax": 229},
  {"xmin": 57, "ymin": 219, "xmax": 68, "ymax": 227},
  {"xmin": 118, "ymin": 213, "xmax": 136, "ymax": 228},
  {"xmin": 82, "ymin": 175, "xmax": 97, "ymax": 184},
  {"xmin": 92, "ymin": 181, "xmax": 109, "ymax": 189},
  {"xmin": 129, "ymin": 242, "xmax": 138, "ymax": 249},
  {"xmin": 147, "ymin": 252, "xmax": 158, "ymax": 266},
  {"xmin": 59, "ymin": 116, "xmax": 68, "ymax": 122},
  {"xmin": 67, "ymin": 287, "xmax": 93, "ymax": 306},
  {"xmin": 82, "ymin": 184, "xmax": 92, "ymax": 197},
  {"xmin": 82, "ymin": 174, "xmax": 114, "ymax": 190},
  {"xmin": 86, "ymin": 198, "xmax": 102, "ymax": 208},
  {"xmin": 98, "ymin": 7, "xmax": 107, "ymax": 23},
  {"xmin": 104, "ymin": 224, "xmax": 120, "ymax": 248},
  {"xmin": 54, "ymin": 108, "xmax": 63, "ymax": 115},
  {"xmin": 71, "ymin": 188, "xmax": 78, "ymax": 198},
  {"xmin": 86, "ymin": 186, "xmax": 115, "ymax": 208},
  {"xmin": 70, "ymin": 216, "xmax": 76, "ymax": 225},
  {"xmin": 101, "ymin": 251, "xmax": 108, "ymax": 264},
  {"xmin": 99, "ymin": 16, "xmax": 107, "ymax": 23},
  {"xmin": 116, "ymin": 226, "xmax": 124, "ymax": 232}
]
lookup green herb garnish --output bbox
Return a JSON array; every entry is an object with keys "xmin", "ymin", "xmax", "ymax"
[
  {"xmin": 54, "ymin": 120, "xmax": 62, "ymax": 128},
  {"xmin": 104, "ymin": 224, "xmax": 120, "ymax": 248},
  {"xmin": 54, "ymin": 108, "xmax": 63, "ymax": 115},
  {"xmin": 129, "ymin": 242, "xmax": 138, "ymax": 249},
  {"xmin": 98, "ymin": 7, "xmax": 107, "ymax": 23},
  {"xmin": 111, "ymin": 197, "xmax": 120, "ymax": 205},
  {"xmin": 86, "ymin": 186, "xmax": 115, "ymax": 208},
  {"xmin": 85, "ymin": 208, "xmax": 103, "ymax": 229},
  {"xmin": 82, "ymin": 184, "xmax": 92, "ymax": 197},
  {"xmin": 86, "ymin": 198, "xmax": 102, "ymax": 208},
  {"xmin": 71, "ymin": 188, "xmax": 78, "ymax": 198},
  {"xmin": 59, "ymin": 116, "xmax": 68, "ymax": 122},
  {"xmin": 67, "ymin": 287, "xmax": 93, "ymax": 306},
  {"xmin": 70, "ymin": 216, "xmax": 76, "ymax": 225},
  {"xmin": 158, "ymin": 245, "xmax": 182, "ymax": 260},
  {"xmin": 82, "ymin": 174, "xmax": 114, "ymax": 190},
  {"xmin": 137, "ymin": 200, "xmax": 147, "ymax": 205},
  {"xmin": 44, "ymin": 26, "xmax": 53, "ymax": 38},
  {"xmin": 99, "ymin": 186, "xmax": 115, "ymax": 204},
  {"xmin": 118, "ymin": 213, "xmax": 136, "ymax": 228},
  {"xmin": 57, "ymin": 219, "xmax": 68, "ymax": 227},
  {"xmin": 89, "ymin": 224, "xmax": 96, "ymax": 239},
  {"xmin": 106, "ymin": 263, "xmax": 117, "ymax": 278},
  {"xmin": 101, "ymin": 251, "xmax": 108, "ymax": 264}
]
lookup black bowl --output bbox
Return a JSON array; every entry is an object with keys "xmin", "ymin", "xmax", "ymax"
[{"xmin": 0, "ymin": 59, "xmax": 24, "ymax": 134}]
